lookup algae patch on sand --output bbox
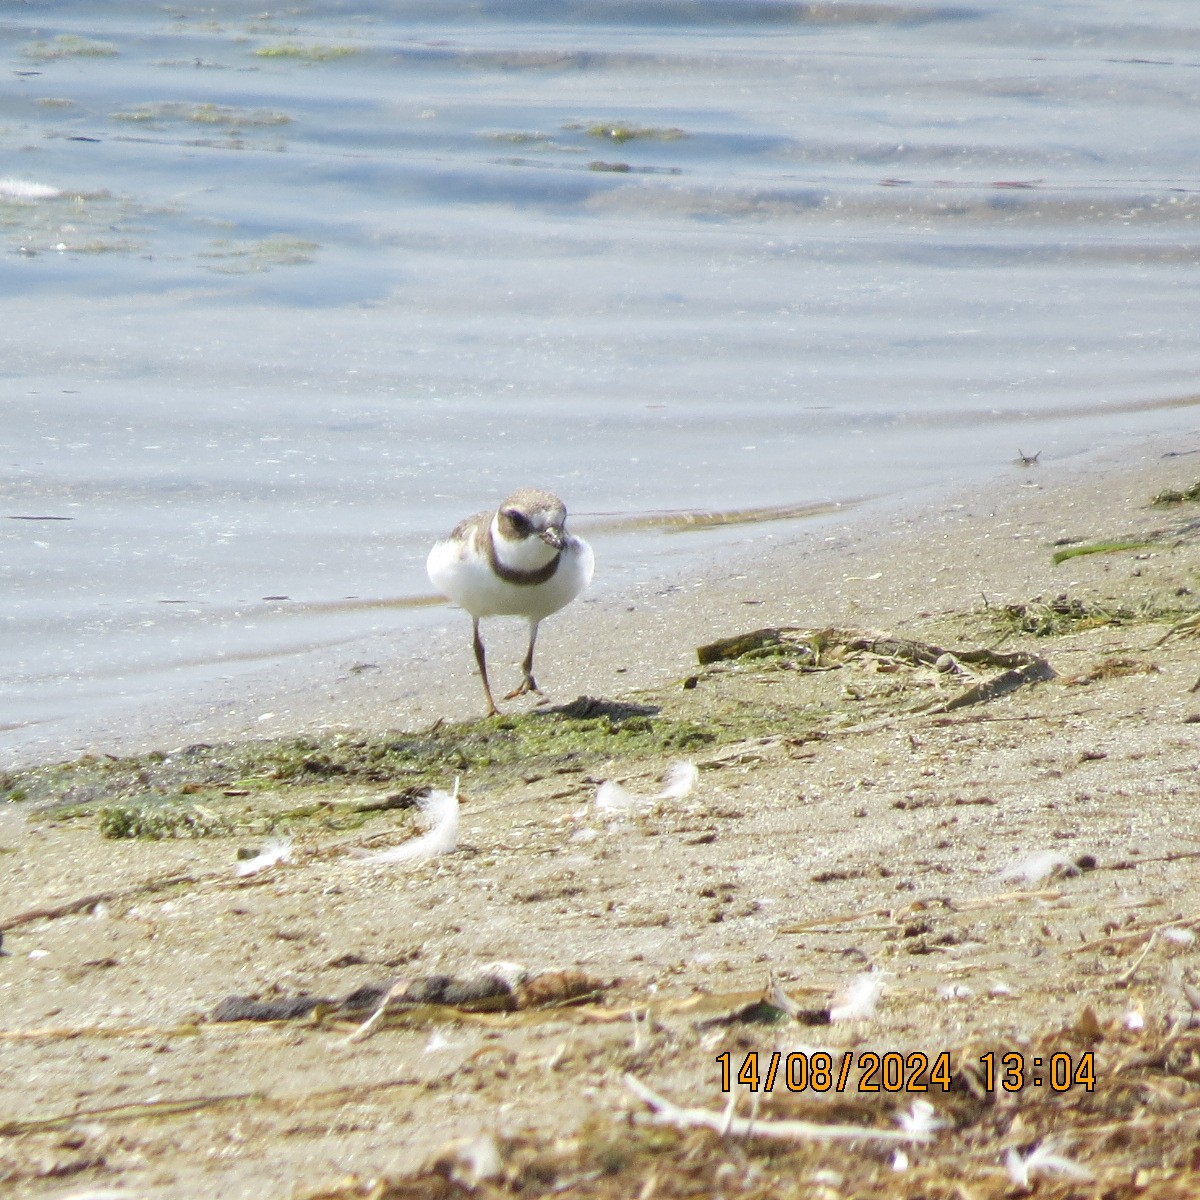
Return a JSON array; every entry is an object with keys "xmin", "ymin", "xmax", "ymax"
[
  {"xmin": 1, "ymin": 700, "xmax": 732, "ymax": 835},
  {"xmin": 1151, "ymin": 479, "xmax": 1200, "ymax": 506}
]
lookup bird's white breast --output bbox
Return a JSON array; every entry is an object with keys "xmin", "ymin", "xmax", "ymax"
[{"xmin": 427, "ymin": 521, "xmax": 593, "ymax": 621}]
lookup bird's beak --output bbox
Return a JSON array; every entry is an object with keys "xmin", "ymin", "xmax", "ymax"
[{"xmin": 540, "ymin": 525, "xmax": 565, "ymax": 550}]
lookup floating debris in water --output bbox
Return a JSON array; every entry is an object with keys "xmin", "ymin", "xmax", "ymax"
[
  {"xmin": 198, "ymin": 236, "xmax": 318, "ymax": 273},
  {"xmin": 573, "ymin": 122, "xmax": 686, "ymax": 143},
  {"xmin": 111, "ymin": 102, "xmax": 291, "ymax": 126},
  {"xmin": 0, "ymin": 179, "xmax": 62, "ymax": 201},
  {"xmin": 22, "ymin": 35, "xmax": 118, "ymax": 60},
  {"xmin": 253, "ymin": 43, "xmax": 359, "ymax": 61}
]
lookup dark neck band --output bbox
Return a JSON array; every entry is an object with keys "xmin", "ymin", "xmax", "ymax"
[{"xmin": 487, "ymin": 529, "xmax": 562, "ymax": 586}]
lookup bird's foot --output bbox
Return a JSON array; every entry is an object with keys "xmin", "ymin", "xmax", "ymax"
[{"xmin": 504, "ymin": 676, "xmax": 543, "ymax": 702}]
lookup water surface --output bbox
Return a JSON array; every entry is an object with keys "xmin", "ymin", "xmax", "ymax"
[{"xmin": 3, "ymin": 0, "xmax": 1200, "ymax": 752}]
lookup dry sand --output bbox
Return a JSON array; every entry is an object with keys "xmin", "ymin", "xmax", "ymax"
[{"xmin": 5, "ymin": 435, "xmax": 1200, "ymax": 1198}]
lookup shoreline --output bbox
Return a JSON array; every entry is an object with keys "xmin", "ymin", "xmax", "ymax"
[{"xmin": 5, "ymin": 427, "xmax": 1199, "ymax": 773}]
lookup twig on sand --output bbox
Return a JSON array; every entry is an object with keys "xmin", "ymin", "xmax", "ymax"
[
  {"xmin": 0, "ymin": 1020, "xmax": 210, "ymax": 1044},
  {"xmin": 0, "ymin": 1091, "xmax": 265, "ymax": 1136},
  {"xmin": 623, "ymin": 1075, "xmax": 932, "ymax": 1144},
  {"xmin": 0, "ymin": 870, "xmax": 218, "ymax": 932},
  {"xmin": 1067, "ymin": 914, "xmax": 1200, "ymax": 959},
  {"xmin": 781, "ymin": 889, "xmax": 1064, "ymax": 934},
  {"xmin": 1114, "ymin": 930, "xmax": 1161, "ymax": 986},
  {"xmin": 0, "ymin": 1075, "xmax": 425, "ymax": 1138}
]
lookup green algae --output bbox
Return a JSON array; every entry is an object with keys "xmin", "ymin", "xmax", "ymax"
[
  {"xmin": 1151, "ymin": 480, "xmax": 1200, "ymax": 506},
  {"xmin": 97, "ymin": 802, "xmax": 234, "ymax": 840},
  {"xmin": 2, "ymin": 700, "xmax": 744, "ymax": 837},
  {"xmin": 985, "ymin": 591, "xmax": 1198, "ymax": 639},
  {"xmin": 1, "ymin": 189, "xmax": 150, "ymax": 260},
  {"xmin": 991, "ymin": 595, "xmax": 1135, "ymax": 637},
  {"xmin": 573, "ymin": 122, "xmax": 687, "ymax": 144},
  {"xmin": 197, "ymin": 236, "xmax": 318, "ymax": 273},
  {"xmin": 111, "ymin": 103, "xmax": 291, "ymax": 127},
  {"xmin": 7, "ymin": 614, "xmax": 1085, "ymax": 841},
  {"xmin": 22, "ymin": 35, "xmax": 118, "ymax": 61},
  {"xmin": 1051, "ymin": 539, "xmax": 1153, "ymax": 565},
  {"xmin": 486, "ymin": 131, "xmax": 557, "ymax": 146},
  {"xmin": 253, "ymin": 43, "xmax": 359, "ymax": 61}
]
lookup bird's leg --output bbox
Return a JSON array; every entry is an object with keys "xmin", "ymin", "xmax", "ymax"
[
  {"xmin": 505, "ymin": 620, "xmax": 544, "ymax": 700},
  {"xmin": 472, "ymin": 618, "xmax": 500, "ymax": 717}
]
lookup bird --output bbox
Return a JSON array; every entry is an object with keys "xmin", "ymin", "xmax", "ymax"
[{"xmin": 426, "ymin": 488, "xmax": 594, "ymax": 716}]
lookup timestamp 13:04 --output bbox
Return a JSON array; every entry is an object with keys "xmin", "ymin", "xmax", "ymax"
[{"xmin": 716, "ymin": 1050, "xmax": 1096, "ymax": 1094}]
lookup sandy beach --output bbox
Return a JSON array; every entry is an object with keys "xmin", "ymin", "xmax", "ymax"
[{"xmin": 5, "ymin": 433, "xmax": 1200, "ymax": 1198}]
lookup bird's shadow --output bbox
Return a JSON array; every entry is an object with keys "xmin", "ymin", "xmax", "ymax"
[{"xmin": 537, "ymin": 695, "xmax": 661, "ymax": 722}]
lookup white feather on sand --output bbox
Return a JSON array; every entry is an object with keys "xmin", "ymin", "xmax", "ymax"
[
  {"xmin": 895, "ymin": 1100, "xmax": 945, "ymax": 1138},
  {"xmin": 352, "ymin": 786, "xmax": 459, "ymax": 865},
  {"xmin": 657, "ymin": 760, "xmax": 699, "ymax": 800},
  {"xmin": 235, "ymin": 836, "xmax": 292, "ymax": 877},
  {"xmin": 594, "ymin": 780, "xmax": 645, "ymax": 814},
  {"xmin": 1004, "ymin": 1140, "xmax": 1094, "ymax": 1188},
  {"xmin": 594, "ymin": 760, "xmax": 698, "ymax": 814},
  {"xmin": 828, "ymin": 972, "xmax": 885, "ymax": 1023},
  {"xmin": 999, "ymin": 850, "xmax": 1079, "ymax": 887}
]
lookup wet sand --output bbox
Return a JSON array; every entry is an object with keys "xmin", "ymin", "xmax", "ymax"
[
  {"xmin": 4, "ymin": 430, "xmax": 1200, "ymax": 1197},
  {"xmin": 6, "ymin": 430, "xmax": 1197, "ymax": 767}
]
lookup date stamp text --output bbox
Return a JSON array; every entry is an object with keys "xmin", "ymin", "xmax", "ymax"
[{"xmin": 716, "ymin": 1050, "xmax": 1095, "ymax": 1094}]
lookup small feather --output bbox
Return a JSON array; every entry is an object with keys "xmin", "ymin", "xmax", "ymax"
[
  {"xmin": 657, "ymin": 760, "xmax": 698, "ymax": 800},
  {"xmin": 1004, "ymin": 1140, "xmax": 1094, "ymax": 1187},
  {"xmin": 452, "ymin": 1133, "xmax": 503, "ymax": 1185},
  {"xmin": 353, "ymin": 788, "xmax": 458, "ymax": 865},
  {"xmin": 999, "ymin": 850, "xmax": 1079, "ymax": 887},
  {"xmin": 594, "ymin": 780, "xmax": 645, "ymax": 813},
  {"xmin": 829, "ymin": 971, "xmax": 884, "ymax": 1023},
  {"xmin": 235, "ymin": 836, "xmax": 293, "ymax": 877},
  {"xmin": 424, "ymin": 1030, "xmax": 452, "ymax": 1054},
  {"xmin": 895, "ymin": 1100, "xmax": 945, "ymax": 1138},
  {"xmin": 595, "ymin": 761, "xmax": 699, "ymax": 814}
]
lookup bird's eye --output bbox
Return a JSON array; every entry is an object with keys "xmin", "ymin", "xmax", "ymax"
[{"xmin": 504, "ymin": 509, "xmax": 530, "ymax": 533}]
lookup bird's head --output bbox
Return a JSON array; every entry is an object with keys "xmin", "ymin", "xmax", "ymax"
[{"xmin": 497, "ymin": 489, "xmax": 568, "ymax": 550}]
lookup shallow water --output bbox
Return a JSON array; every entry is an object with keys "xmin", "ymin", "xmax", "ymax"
[{"xmin": 3, "ymin": 0, "xmax": 1200, "ymax": 750}]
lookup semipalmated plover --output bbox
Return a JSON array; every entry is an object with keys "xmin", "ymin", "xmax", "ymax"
[{"xmin": 427, "ymin": 488, "xmax": 594, "ymax": 716}]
